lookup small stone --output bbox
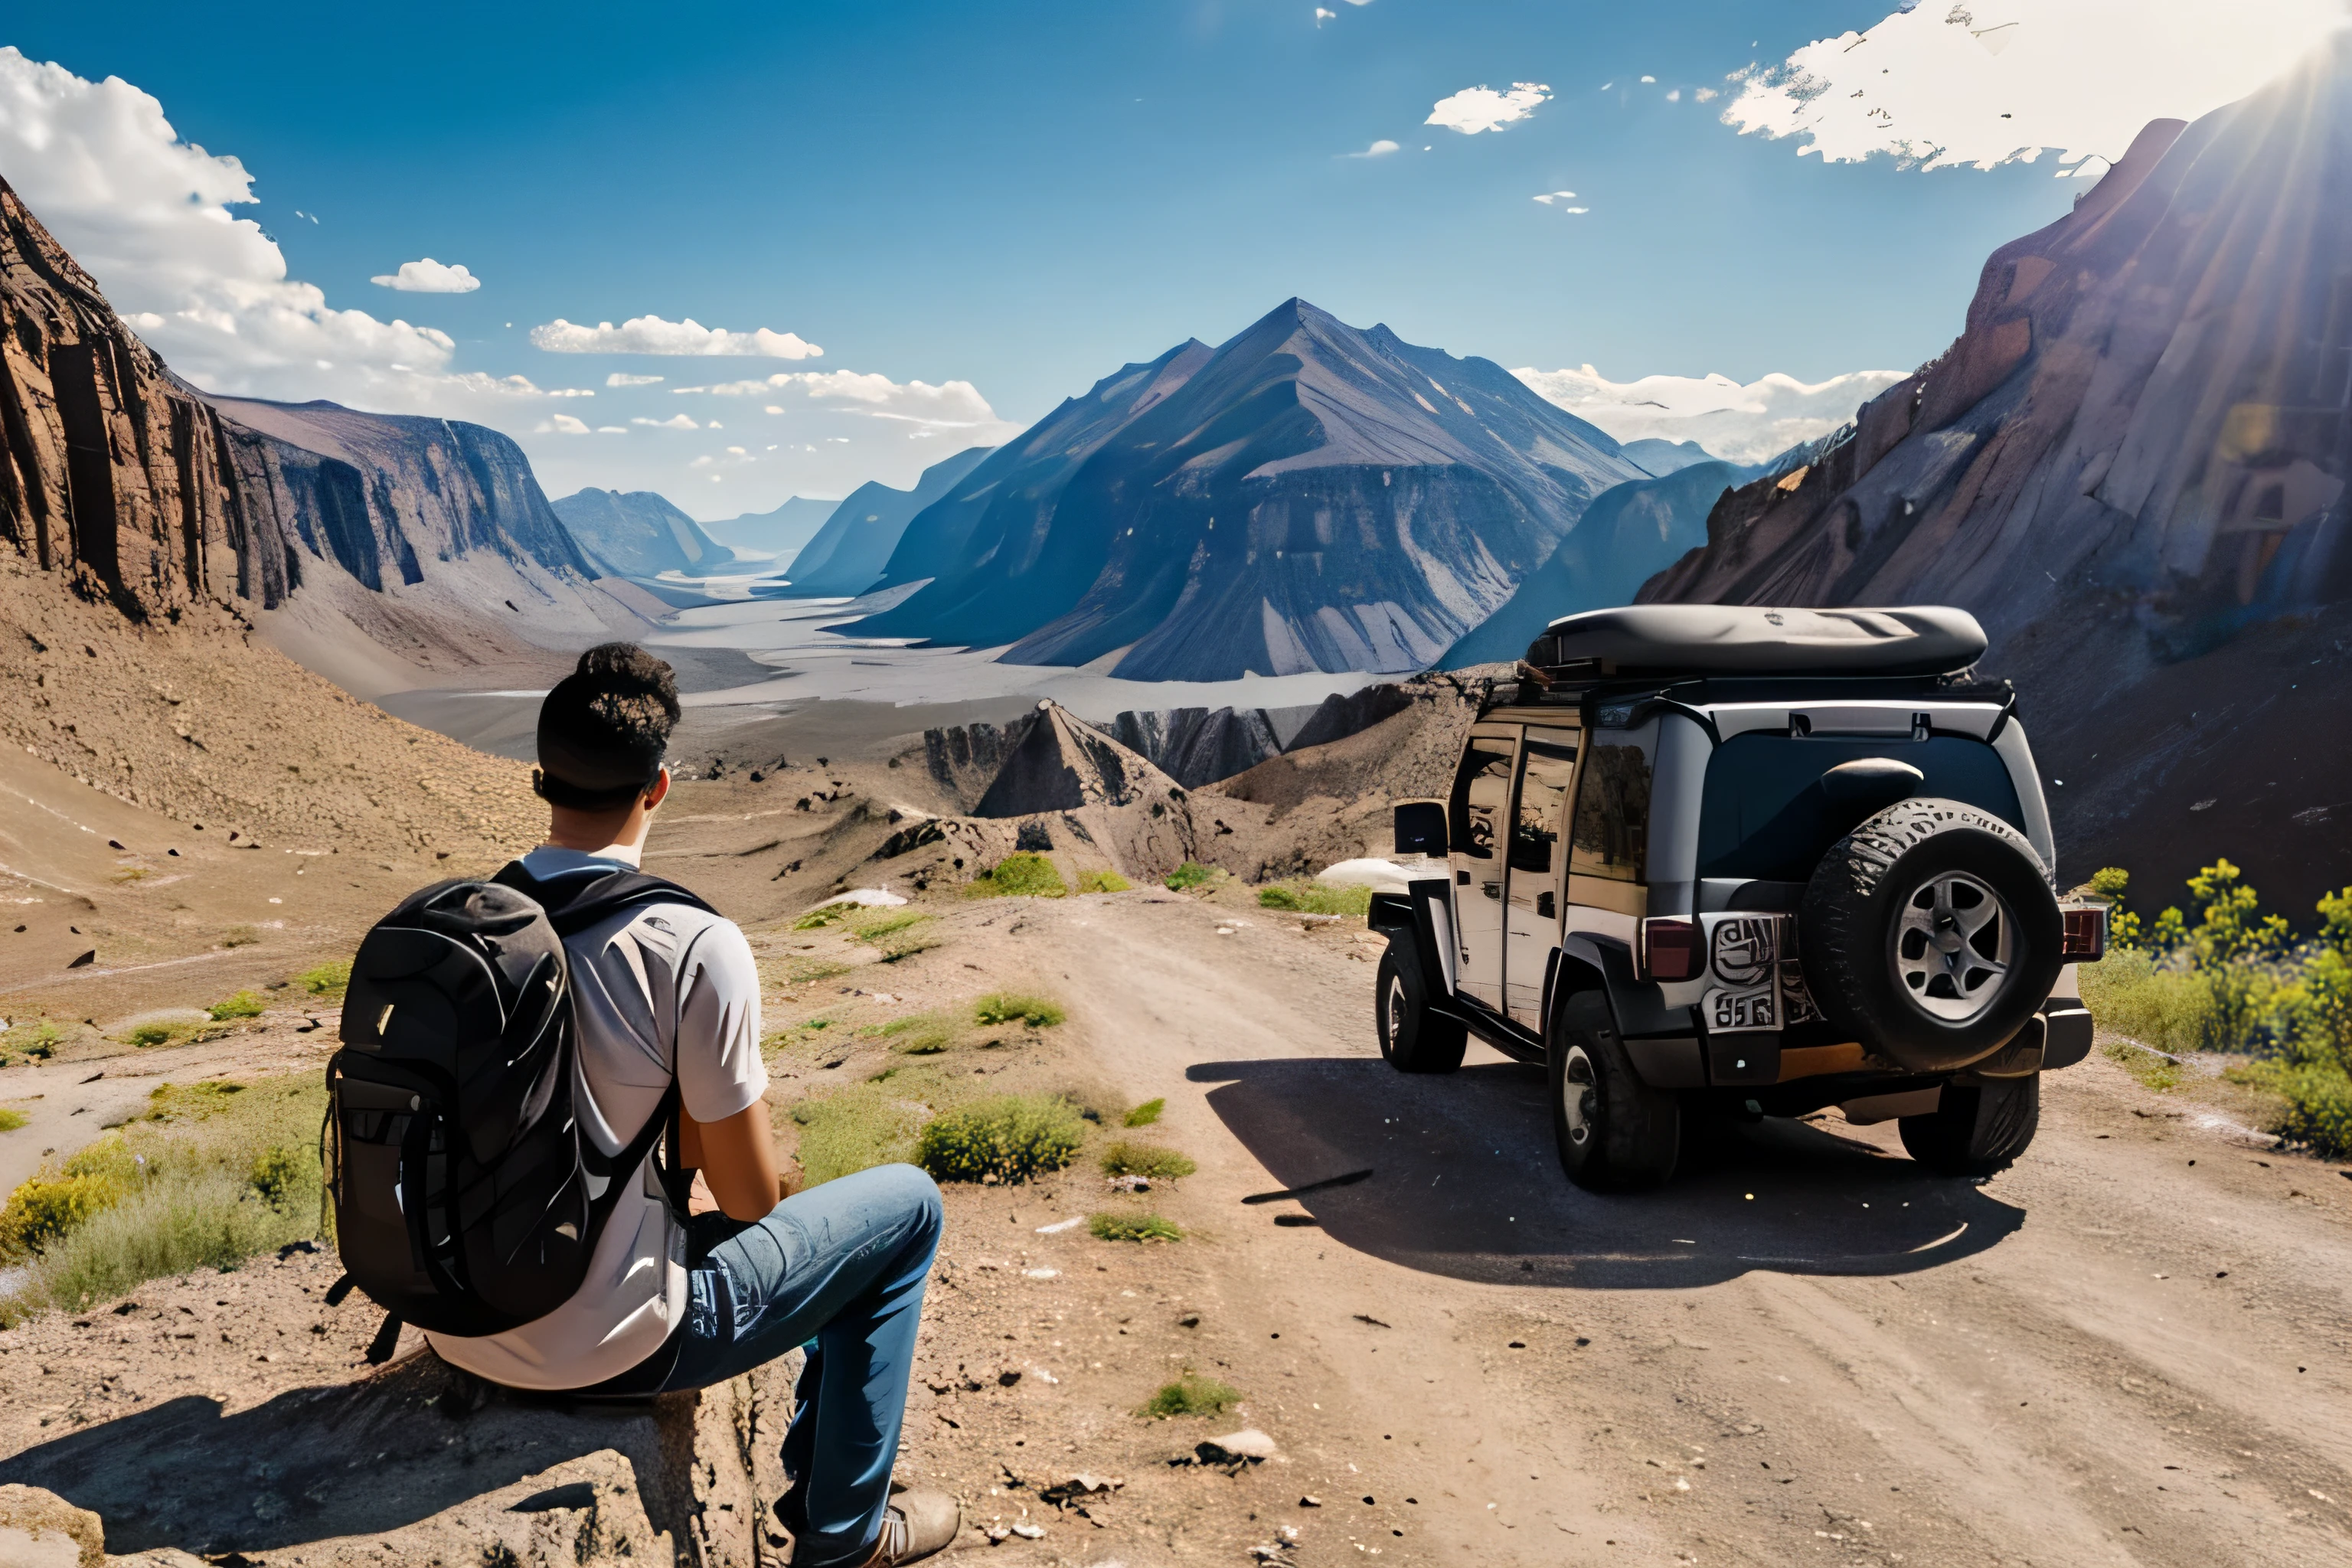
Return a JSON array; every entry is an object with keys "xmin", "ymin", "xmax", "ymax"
[
  {"xmin": 1300, "ymin": 1494, "xmax": 1323, "ymax": 1508},
  {"xmin": 1011, "ymin": 1523, "xmax": 1046, "ymax": 1540},
  {"xmin": 1197, "ymin": 1429, "xmax": 1279, "ymax": 1465}
]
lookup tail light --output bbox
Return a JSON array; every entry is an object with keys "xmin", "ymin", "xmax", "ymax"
[
  {"xmin": 1638, "ymin": 918, "xmax": 1700, "ymax": 982},
  {"xmin": 2061, "ymin": 906, "xmax": 2107, "ymax": 962}
]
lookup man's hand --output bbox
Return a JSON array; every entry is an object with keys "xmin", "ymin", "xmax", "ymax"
[{"xmin": 681, "ymin": 1099, "xmax": 784, "ymax": 1222}]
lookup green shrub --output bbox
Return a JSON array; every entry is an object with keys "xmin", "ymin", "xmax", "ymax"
[
  {"xmin": 1165, "ymin": 862, "xmax": 1216, "ymax": 891},
  {"xmin": 1077, "ymin": 869, "xmax": 1132, "ymax": 894},
  {"xmin": 2102, "ymin": 1039, "xmax": 2185, "ymax": 1092},
  {"xmin": 914, "ymin": 1094, "xmax": 1086, "ymax": 1184},
  {"xmin": 792, "ymin": 1083, "xmax": 930, "ymax": 1187},
  {"xmin": 208, "ymin": 991, "xmax": 266, "ymax": 1021},
  {"xmin": 1123, "ymin": 1097, "xmax": 1165, "ymax": 1128},
  {"xmin": 1090, "ymin": 1211, "xmax": 1182, "ymax": 1243},
  {"xmin": 1139, "ymin": 1374, "xmax": 1241, "ymax": 1419},
  {"xmin": 127, "ymin": 1023, "xmax": 178, "ymax": 1047},
  {"xmin": 1256, "ymin": 880, "xmax": 1374, "ymax": 918},
  {"xmin": 0, "ymin": 1075, "xmax": 325, "ymax": 1321},
  {"xmin": 297, "ymin": 960, "xmax": 351, "ymax": 999},
  {"xmin": 2, "ymin": 1019, "xmax": 62, "ymax": 1061},
  {"xmin": 0, "ymin": 1108, "xmax": 26, "ymax": 1133},
  {"xmin": 965, "ymin": 853, "xmax": 1067, "ymax": 899},
  {"xmin": 975, "ymin": 992, "xmax": 1065, "ymax": 1028},
  {"xmin": 2230, "ymin": 1057, "xmax": 2352, "ymax": 1158},
  {"xmin": 2080, "ymin": 949, "xmax": 2217, "ymax": 1055},
  {"xmin": 221, "ymin": 925, "xmax": 263, "ymax": 949},
  {"xmin": 880, "ymin": 1012, "xmax": 959, "ymax": 1056},
  {"xmin": 1100, "ymin": 1140, "xmax": 1197, "ymax": 1180}
]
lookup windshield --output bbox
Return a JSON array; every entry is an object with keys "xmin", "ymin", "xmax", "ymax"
[{"xmin": 1696, "ymin": 733, "xmax": 2025, "ymax": 884}]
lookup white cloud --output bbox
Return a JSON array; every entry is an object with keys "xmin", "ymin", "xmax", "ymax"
[
  {"xmin": 632, "ymin": 413, "xmax": 701, "ymax": 430},
  {"xmin": 529, "ymin": 315, "xmax": 823, "ymax": 358},
  {"xmin": 1512, "ymin": 363, "xmax": 1909, "ymax": 465},
  {"xmin": 536, "ymin": 413, "xmax": 591, "ymax": 435},
  {"xmin": 370, "ymin": 257, "xmax": 481, "ymax": 293},
  {"xmin": 594, "ymin": 426, "xmax": 627, "ymax": 435},
  {"xmin": 0, "ymin": 47, "xmax": 525, "ymax": 413},
  {"xmin": 1640, "ymin": 75, "xmax": 1657, "ymax": 84},
  {"xmin": 1346, "ymin": 139, "xmax": 1401, "ymax": 158},
  {"xmin": 1315, "ymin": 7, "xmax": 1337, "ymax": 23},
  {"xmin": 1723, "ymin": 0, "xmax": 2347, "ymax": 175},
  {"xmin": 1426, "ymin": 82, "xmax": 1551, "ymax": 135},
  {"xmin": 1665, "ymin": 88, "xmax": 1681, "ymax": 103},
  {"xmin": 1531, "ymin": 190, "xmax": 1578, "ymax": 204},
  {"xmin": 606, "ymin": 371, "xmax": 665, "ymax": 387}
]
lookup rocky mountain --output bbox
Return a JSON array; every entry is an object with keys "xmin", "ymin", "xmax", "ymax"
[
  {"xmin": 550, "ymin": 486, "xmax": 740, "ymax": 577},
  {"xmin": 782, "ymin": 445, "xmax": 993, "ymax": 597},
  {"xmin": 848, "ymin": 300, "xmax": 1645, "ymax": 680},
  {"xmin": 1640, "ymin": 39, "xmax": 2352, "ymax": 913},
  {"xmin": 0, "ymin": 173, "xmax": 548, "ymax": 858},
  {"xmin": 1442, "ymin": 458, "xmax": 1756, "ymax": 668},
  {"xmin": 701, "ymin": 495, "xmax": 840, "ymax": 563}
]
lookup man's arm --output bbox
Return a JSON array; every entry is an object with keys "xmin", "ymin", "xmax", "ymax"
[{"xmin": 678, "ymin": 1101, "xmax": 784, "ymax": 1221}]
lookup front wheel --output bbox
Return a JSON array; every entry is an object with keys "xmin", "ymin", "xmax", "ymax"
[
  {"xmin": 1549, "ymin": 994, "xmax": 1680, "ymax": 1191},
  {"xmin": 1375, "ymin": 944, "xmax": 1467, "ymax": 1073},
  {"xmin": 1899, "ymin": 1074, "xmax": 2040, "ymax": 1175}
]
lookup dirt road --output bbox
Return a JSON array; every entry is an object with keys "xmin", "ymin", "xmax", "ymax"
[{"xmin": 896, "ymin": 891, "xmax": 2352, "ymax": 1567}]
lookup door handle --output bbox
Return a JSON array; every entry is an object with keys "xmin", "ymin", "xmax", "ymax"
[
  {"xmin": 1482, "ymin": 881, "xmax": 1502, "ymax": 901},
  {"xmin": 1537, "ymin": 891, "xmax": 1555, "ymax": 919}
]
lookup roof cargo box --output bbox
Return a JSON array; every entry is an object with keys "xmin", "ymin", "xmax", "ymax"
[{"xmin": 1525, "ymin": 605, "xmax": 1987, "ymax": 680}]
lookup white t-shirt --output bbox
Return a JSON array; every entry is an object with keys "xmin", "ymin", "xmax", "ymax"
[{"xmin": 426, "ymin": 847, "xmax": 766, "ymax": 1390}]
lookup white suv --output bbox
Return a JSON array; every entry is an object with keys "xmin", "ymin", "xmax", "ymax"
[{"xmin": 1370, "ymin": 605, "xmax": 2105, "ymax": 1191}]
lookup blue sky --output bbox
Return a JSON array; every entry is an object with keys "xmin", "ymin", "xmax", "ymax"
[{"xmin": 5, "ymin": 1, "xmax": 2338, "ymax": 514}]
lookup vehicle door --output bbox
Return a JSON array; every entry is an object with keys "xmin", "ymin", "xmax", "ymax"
[
  {"xmin": 1446, "ymin": 724, "xmax": 1520, "ymax": 1011},
  {"xmin": 1504, "ymin": 727, "xmax": 1579, "ymax": 1031}
]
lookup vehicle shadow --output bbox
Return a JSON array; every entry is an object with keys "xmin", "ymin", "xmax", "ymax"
[
  {"xmin": 1188, "ymin": 1056, "xmax": 2026, "ymax": 1289},
  {"xmin": 0, "ymin": 1351, "xmax": 684, "ymax": 1556}
]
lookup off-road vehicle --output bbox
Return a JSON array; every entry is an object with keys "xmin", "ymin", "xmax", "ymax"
[{"xmin": 1370, "ymin": 605, "xmax": 2106, "ymax": 1190}]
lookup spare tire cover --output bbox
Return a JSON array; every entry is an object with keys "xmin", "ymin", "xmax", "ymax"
[{"xmin": 1799, "ymin": 797, "xmax": 2062, "ymax": 1073}]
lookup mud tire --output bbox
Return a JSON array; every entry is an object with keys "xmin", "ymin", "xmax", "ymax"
[
  {"xmin": 1899, "ymin": 1074, "xmax": 2040, "ymax": 1175},
  {"xmin": 1801, "ymin": 797, "xmax": 2063, "ymax": 1073},
  {"xmin": 1375, "ymin": 942, "xmax": 1467, "ymax": 1074},
  {"xmin": 1548, "ymin": 993, "xmax": 1680, "ymax": 1191}
]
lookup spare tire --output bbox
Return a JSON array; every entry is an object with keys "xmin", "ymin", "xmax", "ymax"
[{"xmin": 1800, "ymin": 797, "xmax": 2062, "ymax": 1073}]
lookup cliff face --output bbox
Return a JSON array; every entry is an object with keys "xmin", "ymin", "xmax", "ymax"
[
  {"xmin": 1640, "ymin": 42, "xmax": 2352, "ymax": 911},
  {"xmin": 851, "ymin": 302, "xmax": 1643, "ymax": 681},
  {"xmin": 782, "ymin": 445, "xmax": 991, "ymax": 597},
  {"xmin": 550, "ymin": 486, "xmax": 739, "ymax": 578}
]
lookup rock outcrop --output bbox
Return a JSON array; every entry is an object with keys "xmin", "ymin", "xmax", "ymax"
[
  {"xmin": 846, "ymin": 300, "xmax": 1644, "ymax": 680},
  {"xmin": 1639, "ymin": 44, "xmax": 2352, "ymax": 912},
  {"xmin": 552, "ymin": 485, "xmax": 740, "ymax": 577}
]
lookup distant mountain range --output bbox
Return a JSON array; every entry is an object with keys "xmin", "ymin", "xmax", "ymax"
[
  {"xmin": 550, "ymin": 488, "xmax": 742, "ymax": 577},
  {"xmin": 784, "ymin": 445, "xmax": 993, "ymax": 596},
  {"xmin": 1642, "ymin": 36, "xmax": 2352, "ymax": 916},
  {"xmin": 701, "ymin": 495, "xmax": 840, "ymax": 561},
  {"xmin": 842, "ymin": 298, "xmax": 1648, "ymax": 681}
]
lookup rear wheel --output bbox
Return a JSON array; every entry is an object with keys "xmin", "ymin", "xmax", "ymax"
[
  {"xmin": 1899, "ymin": 1074, "xmax": 2040, "ymax": 1175},
  {"xmin": 1375, "ymin": 943, "xmax": 1467, "ymax": 1073},
  {"xmin": 1549, "ymin": 994, "xmax": 1680, "ymax": 1191}
]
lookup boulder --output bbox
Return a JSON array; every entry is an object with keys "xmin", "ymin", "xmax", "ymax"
[{"xmin": 0, "ymin": 1484, "xmax": 103, "ymax": 1568}]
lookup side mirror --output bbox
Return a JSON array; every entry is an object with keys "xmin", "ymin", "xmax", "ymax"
[{"xmin": 1393, "ymin": 801, "xmax": 1446, "ymax": 858}]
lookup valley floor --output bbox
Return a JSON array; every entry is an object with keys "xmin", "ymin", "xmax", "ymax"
[{"xmin": 2, "ymin": 887, "xmax": 2349, "ymax": 1566}]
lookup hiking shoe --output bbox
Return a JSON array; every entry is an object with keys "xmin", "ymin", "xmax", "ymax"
[{"xmin": 806, "ymin": 1491, "xmax": 961, "ymax": 1568}]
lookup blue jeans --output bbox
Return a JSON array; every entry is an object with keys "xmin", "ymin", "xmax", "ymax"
[{"xmin": 598, "ymin": 1164, "xmax": 942, "ymax": 1567}]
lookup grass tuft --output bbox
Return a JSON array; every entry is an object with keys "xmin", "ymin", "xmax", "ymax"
[
  {"xmin": 1100, "ymin": 1140, "xmax": 1197, "ymax": 1180},
  {"xmin": 879, "ymin": 1011, "xmax": 960, "ymax": 1056},
  {"xmin": 1139, "ymin": 1374, "xmax": 1241, "ymax": 1419},
  {"xmin": 1256, "ymin": 880, "xmax": 1374, "ymax": 918},
  {"xmin": 1165, "ymin": 862, "xmax": 1217, "ymax": 892},
  {"xmin": 1123, "ymin": 1097, "xmax": 1165, "ymax": 1128},
  {"xmin": 1090, "ymin": 1211, "xmax": 1182, "ymax": 1243},
  {"xmin": 915, "ymin": 1093, "xmax": 1086, "ymax": 1184},
  {"xmin": 975, "ymin": 992, "xmax": 1065, "ymax": 1029},
  {"xmin": 297, "ymin": 960, "xmax": 351, "ymax": 1000},
  {"xmin": 220, "ymin": 925, "xmax": 262, "ymax": 949},
  {"xmin": 790, "ymin": 1083, "xmax": 933, "ymax": 1187},
  {"xmin": 208, "ymin": 991, "xmax": 266, "ymax": 1021},
  {"xmin": 2102, "ymin": 1039, "xmax": 2186, "ymax": 1092},
  {"xmin": 1077, "ymin": 869, "xmax": 1132, "ymax": 894},
  {"xmin": 0, "ymin": 1108, "xmax": 26, "ymax": 1133},
  {"xmin": 965, "ymin": 853, "xmax": 1067, "ymax": 900}
]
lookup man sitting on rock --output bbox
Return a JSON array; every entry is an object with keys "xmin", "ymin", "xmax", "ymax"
[{"xmin": 427, "ymin": 642, "xmax": 957, "ymax": 1568}]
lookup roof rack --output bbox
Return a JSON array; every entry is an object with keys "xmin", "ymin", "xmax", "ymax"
[{"xmin": 1523, "ymin": 605, "xmax": 1988, "ymax": 681}]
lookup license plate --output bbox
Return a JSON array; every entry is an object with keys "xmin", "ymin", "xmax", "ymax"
[{"xmin": 1706, "ymin": 987, "xmax": 1778, "ymax": 1031}]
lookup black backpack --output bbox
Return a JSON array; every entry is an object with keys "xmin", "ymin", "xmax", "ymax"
[{"xmin": 323, "ymin": 861, "xmax": 717, "ymax": 1359}]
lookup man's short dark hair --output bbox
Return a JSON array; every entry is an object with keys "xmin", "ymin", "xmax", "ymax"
[{"xmin": 533, "ymin": 643, "xmax": 682, "ymax": 812}]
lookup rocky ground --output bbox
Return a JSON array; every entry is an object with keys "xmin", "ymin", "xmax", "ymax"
[{"xmin": 4, "ymin": 871, "xmax": 2350, "ymax": 1566}]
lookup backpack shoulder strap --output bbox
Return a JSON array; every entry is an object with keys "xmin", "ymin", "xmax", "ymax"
[{"xmin": 493, "ymin": 860, "xmax": 720, "ymax": 936}]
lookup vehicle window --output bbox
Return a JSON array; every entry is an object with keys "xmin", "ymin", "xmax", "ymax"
[
  {"xmin": 1696, "ymin": 733, "xmax": 2027, "ymax": 882},
  {"xmin": 1449, "ymin": 737, "xmax": 1517, "ymax": 860},
  {"xmin": 1509, "ymin": 734, "xmax": 1578, "ymax": 874},
  {"xmin": 1570, "ymin": 719, "xmax": 1655, "ymax": 883}
]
